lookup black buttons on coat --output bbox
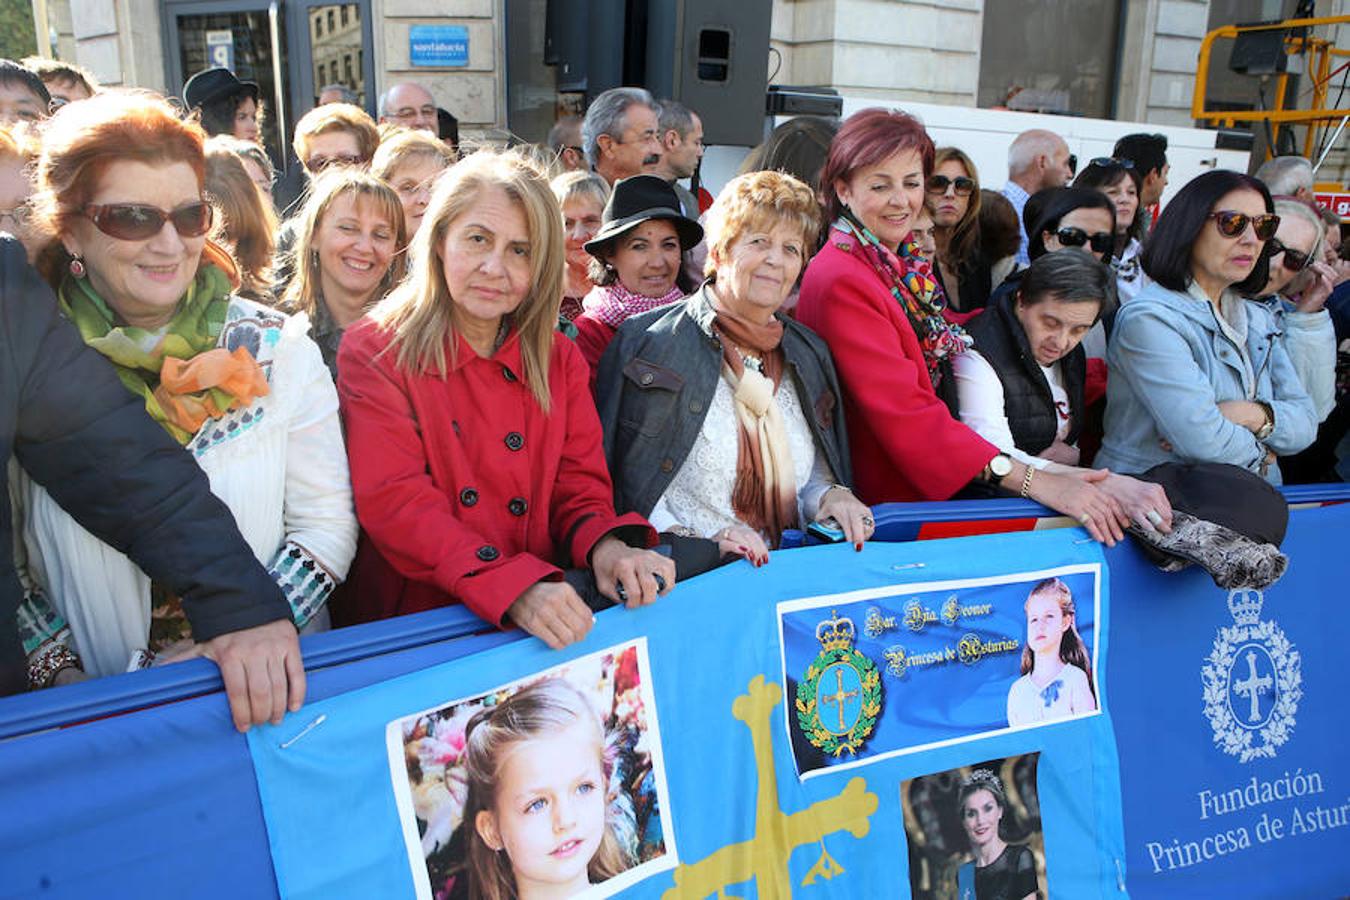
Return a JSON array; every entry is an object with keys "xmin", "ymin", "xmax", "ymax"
[
  {"xmin": 476, "ymin": 545, "xmax": 500, "ymax": 562},
  {"xmin": 508, "ymin": 497, "xmax": 528, "ymax": 516},
  {"xmin": 505, "ymin": 432, "xmax": 524, "ymax": 451},
  {"xmin": 460, "ymin": 488, "xmax": 479, "ymax": 506}
]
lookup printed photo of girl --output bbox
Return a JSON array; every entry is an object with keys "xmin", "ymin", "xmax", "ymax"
[
  {"xmin": 1006, "ymin": 577, "xmax": 1098, "ymax": 726},
  {"xmin": 387, "ymin": 641, "xmax": 675, "ymax": 900}
]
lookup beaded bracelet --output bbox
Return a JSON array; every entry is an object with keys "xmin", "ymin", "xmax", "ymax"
[{"xmin": 27, "ymin": 643, "xmax": 82, "ymax": 690}]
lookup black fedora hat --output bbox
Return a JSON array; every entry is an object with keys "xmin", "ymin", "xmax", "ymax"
[
  {"xmin": 183, "ymin": 67, "xmax": 259, "ymax": 111},
  {"xmin": 584, "ymin": 174, "xmax": 703, "ymax": 256}
]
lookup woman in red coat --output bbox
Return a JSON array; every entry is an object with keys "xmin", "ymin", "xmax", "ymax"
[
  {"xmin": 337, "ymin": 150, "xmax": 674, "ymax": 648},
  {"xmin": 795, "ymin": 109, "xmax": 1128, "ymax": 544}
]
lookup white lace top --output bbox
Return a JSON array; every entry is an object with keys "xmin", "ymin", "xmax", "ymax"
[{"xmin": 647, "ymin": 371, "xmax": 833, "ymax": 540}]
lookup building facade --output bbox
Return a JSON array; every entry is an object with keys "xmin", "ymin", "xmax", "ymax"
[{"xmin": 29, "ymin": 0, "xmax": 1350, "ymax": 176}]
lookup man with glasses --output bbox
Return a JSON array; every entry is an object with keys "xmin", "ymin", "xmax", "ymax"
[
  {"xmin": 1002, "ymin": 129, "xmax": 1075, "ymax": 266},
  {"xmin": 581, "ymin": 87, "xmax": 663, "ymax": 186},
  {"xmin": 547, "ymin": 115, "xmax": 587, "ymax": 172},
  {"xmin": 21, "ymin": 57, "xmax": 97, "ymax": 111},
  {"xmin": 378, "ymin": 82, "xmax": 439, "ymax": 134}
]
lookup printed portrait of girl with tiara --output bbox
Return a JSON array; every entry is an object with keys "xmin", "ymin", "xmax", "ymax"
[
  {"xmin": 1005, "ymin": 577, "xmax": 1098, "ymax": 726},
  {"xmin": 462, "ymin": 677, "xmax": 635, "ymax": 899}
]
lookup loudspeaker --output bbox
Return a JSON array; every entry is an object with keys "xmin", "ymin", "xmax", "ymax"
[
  {"xmin": 544, "ymin": 0, "xmax": 594, "ymax": 92},
  {"xmin": 644, "ymin": 0, "xmax": 772, "ymax": 146},
  {"xmin": 1229, "ymin": 23, "xmax": 1288, "ymax": 76}
]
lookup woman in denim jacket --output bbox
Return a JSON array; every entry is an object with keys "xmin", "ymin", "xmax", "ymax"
[
  {"xmin": 1097, "ymin": 170, "xmax": 1317, "ymax": 483},
  {"xmin": 596, "ymin": 171, "xmax": 872, "ymax": 563}
]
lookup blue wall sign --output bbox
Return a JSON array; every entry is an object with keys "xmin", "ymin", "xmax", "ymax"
[{"xmin": 409, "ymin": 25, "xmax": 468, "ymax": 68}]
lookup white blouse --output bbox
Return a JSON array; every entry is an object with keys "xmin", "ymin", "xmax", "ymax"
[
  {"xmin": 647, "ymin": 372, "xmax": 833, "ymax": 541},
  {"xmin": 19, "ymin": 298, "xmax": 357, "ymax": 676},
  {"xmin": 952, "ymin": 348, "xmax": 1070, "ymax": 472}
]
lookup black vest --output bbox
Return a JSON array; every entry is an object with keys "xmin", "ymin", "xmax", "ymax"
[{"xmin": 964, "ymin": 290, "xmax": 1086, "ymax": 455}]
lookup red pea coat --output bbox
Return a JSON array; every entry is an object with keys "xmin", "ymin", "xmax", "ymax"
[
  {"xmin": 795, "ymin": 237, "xmax": 998, "ymax": 503},
  {"xmin": 336, "ymin": 319, "xmax": 655, "ymax": 625}
]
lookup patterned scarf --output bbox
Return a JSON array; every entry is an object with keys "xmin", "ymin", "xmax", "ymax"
[
  {"xmin": 710, "ymin": 301, "xmax": 798, "ymax": 546},
  {"xmin": 581, "ymin": 281, "xmax": 685, "ymax": 328},
  {"xmin": 832, "ymin": 215, "xmax": 972, "ymax": 388},
  {"xmin": 58, "ymin": 263, "xmax": 269, "ymax": 444}
]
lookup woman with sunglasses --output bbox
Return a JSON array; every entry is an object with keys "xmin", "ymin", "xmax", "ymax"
[
  {"xmin": 1074, "ymin": 158, "xmax": 1145, "ymax": 304},
  {"xmin": 798, "ymin": 108, "xmax": 1131, "ymax": 545},
  {"xmin": 19, "ymin": 91, "xmax": 357, "ymax": 681},
  {"xmin": 1097, "ymin": 170, "xmax": 1317, "ymax": 483},
  {"xmin": 1250, "ymin": 196, "xmax": 1337, "ymax": 423},
  {"xmin": 926, "ymin": 147, "xmax": 993, "ymax": 313}
]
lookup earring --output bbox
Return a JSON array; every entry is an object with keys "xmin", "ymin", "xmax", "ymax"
[{"xmin": 68, "ymin": 255, "xmax": 85, "ymax": 278}]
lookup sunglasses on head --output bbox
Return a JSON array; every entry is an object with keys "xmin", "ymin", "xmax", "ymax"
[
  {"xmin": 926, "ymin": 174, "xmax": 975, "ymax": 196},
  {"xmin": 1087, "ymin": 156, "xmax": 1134, "ymax": 170},
  {"xmin": 1054, "ymin": 226, "xmax": 1114, "ymax": 254},
  {"xmin": 1210, "ymin": 210, "xmax": 1280, "ymax": 241},
  {"xmin": 1268, "ymin": 239, "xmax": 1313, "ymax": 272},
  {"xmin": 82, "ymin": 201, "xmax": 213, "ymax": 242}
]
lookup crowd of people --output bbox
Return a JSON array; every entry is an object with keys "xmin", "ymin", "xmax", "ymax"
[{"xmin": 0, "ymin": 58, "xmax": 1344, "ymax": 738}]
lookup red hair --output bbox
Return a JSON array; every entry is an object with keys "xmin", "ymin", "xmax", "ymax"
[
  {"xmin": 32, "ymin": 90, "xmax": 210, "ymax": 286},
  {"xmin": 819, "ymin": 107, "xmax": 934, "ymax": 225}
]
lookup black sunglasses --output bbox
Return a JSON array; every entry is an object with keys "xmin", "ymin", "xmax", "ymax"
[
  {"xmin": 82, "ymin": 201, "xmax": 213, "ymax": 241},
  {"xmin": 1067, "ymin": 154, "xmax": 1078, "ymax": 176},
  {"xmin": 1210, "ymin": 210, "xmax": 1280, "ymax": 241},
  {"xmin": 1268, "ymin": 239, "xmax": 1313, "ymax": 272},
  {"xmin": 926, "ymin": 175, "xmax": 975, "ymax": 196},
  {"xmin": 1054, "ymin": 226, "xmax": 1114, "ymax": 254}
]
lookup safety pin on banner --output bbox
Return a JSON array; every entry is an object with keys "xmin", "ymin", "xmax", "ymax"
[
  {"xmin": 891, "ymin": 562, "xmax": 926, "ymax": 571},
  {"xmin": 1114, "ymin": 858, "xmax": 1127, "ymax": 892},
  {"xmin": 279, "ymin": 714, "xmax": 327, "ymax": 749}
]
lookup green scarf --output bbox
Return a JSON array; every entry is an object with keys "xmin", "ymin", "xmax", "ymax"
[{"xmin": 57, "ymin": 264, "xmax": 234, "ymax": 443}]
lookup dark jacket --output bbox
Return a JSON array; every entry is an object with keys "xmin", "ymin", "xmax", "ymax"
[
  {"xmin": 596, "ymin": 285, "xmax": 852, "ymax": 519},
  {"xmin": 0, "ymin": 238, "xmax": 290, "ymax": 693},
  {"xmin": 965, "ymin": 288, "xmax": 1086, "ymax": 454}
]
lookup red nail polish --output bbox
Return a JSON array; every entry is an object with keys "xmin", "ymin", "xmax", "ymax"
[
  {"xmin": 855, "ymin": 542, "xmax": 863, "ymax": 552},
  {"xmin": 737, "ymin": 545, "xmax": 748, "ymax": 552}
]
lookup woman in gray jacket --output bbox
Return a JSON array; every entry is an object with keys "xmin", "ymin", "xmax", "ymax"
[
  {"xmin": 596, "ymin": 171, "xmax": 873, "ymax": 563},
  {"xmin": 1097, "ymin": 170, "xmax": 1317, "ymax": 483}
]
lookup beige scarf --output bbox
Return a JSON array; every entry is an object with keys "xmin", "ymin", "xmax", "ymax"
[{"xmin": 712, "ymin": 308, "xmax": 799, "ymax": 546}]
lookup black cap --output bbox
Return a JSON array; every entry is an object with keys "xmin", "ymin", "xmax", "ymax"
[
  {"xmin": 584, "ymin": 174, "xmax": 703, "ymax": 256},
  {"xmin": 183, "ymin": 67, "xmax": 259, "ymax": 111},
  {"xmin": 1135, "ymin": 461, "xmax": 1288, "ymax": 547}
]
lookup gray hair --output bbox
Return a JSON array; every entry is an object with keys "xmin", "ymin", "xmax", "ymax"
[
  {"xmin": 1018, "ymin": 246, "xmax": 1115, "ymax": 321},
  {"xmin": 319, "ymin": 83, "xmax": 357, "ymax": 105},
  {"xmin": 1007, "ymin": 129, "xmax": 1066, "ymax": 178},
  {"xmin": 546, "ymin": 115, "xmax": 583, "ymax": 153},
  {"xmin": 1273, "ymin": 196, "xmax": 1325, "ymax": 262},
  {"xmin": 657, "ymin": 99, "xmax": 696, "ymax": 139},
  {"xmin": 1255, "ymin": 156, "xmax": 1314, "ymax": 197},
  {"xmin": 377, "ymin": 82, "xmax": 434, "ymax": 117},
  {"xmin": 550, "ymin": 169, "xmax": 611, "ymax": 210},
  {"xmin": 581, "ymin": 86, "xmax": 656, "ymax": 168}
]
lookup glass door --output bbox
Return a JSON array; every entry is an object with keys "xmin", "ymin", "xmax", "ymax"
[
  {"xmin": 165, "ymin": 0, "xmax": 288, "ymax": 170},
  {"xmin": 285, "ymin": 1, "xmax": 375, "ymax": 115}
]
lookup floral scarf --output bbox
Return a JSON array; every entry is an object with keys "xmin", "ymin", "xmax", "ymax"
[
  {"xmin": 581, "ymin": 281, "xmax": 685, "ymax": 328},
  {"xmin": 832, "ymin": 215, "xmax": 972, "ymax": 389},
  {"xmin": 58, "ymin": 264, "xmax": 269, "ymax": 444}
]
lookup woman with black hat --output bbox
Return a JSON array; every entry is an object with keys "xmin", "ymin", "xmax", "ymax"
[
  {"xmin": 572, "ymin": 174, "xmax": 702, "ymax": 373},
  {"xmin": 596, "ymin": 171, "xmax": 873, "ymax": 564},
  {"xmin": 183, "ymin": 66, "xmax": 261, "ymax": 144}
]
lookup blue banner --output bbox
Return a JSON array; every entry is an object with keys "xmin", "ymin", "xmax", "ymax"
[
  {"xmin": 248, "ymin": 531, "xmax": 1125, "ymax": 899},
  {"xmin": 410, "ymin": 25, "xmax": 468, "ymax": 68}
]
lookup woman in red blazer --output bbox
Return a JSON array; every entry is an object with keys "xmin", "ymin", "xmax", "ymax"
[
  {"xmin": 795, "ymin": 109, "xmax": 1127, "ymax": 544},
  {"xmin": 337, "ymin": 151, "xmax": 674, "ymax": 648}
]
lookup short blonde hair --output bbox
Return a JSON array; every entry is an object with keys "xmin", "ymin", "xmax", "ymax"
[
  {"xmin": 703, "ymin": 170, "xmax": 820, "ymax": 276},
  {"xmin": 550, "ymin": 169, "xmax": 610, "ymax": 211},
  {"xmin": 372, "ymin": 127, "xmax": 455, "ymax": 181},
  {"xmin": 292, "ymin": 102, "xmax": 379, "ymax": 167},
  {"xmin": 372, "ymin": 150, "xmax": 565, "ymax": 411}
]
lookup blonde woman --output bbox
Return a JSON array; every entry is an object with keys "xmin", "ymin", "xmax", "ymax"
[
  {"xmin": 280, "ymin": 168, "xmax": 407, "ymax": 378},
  {"xmin": 336, "ymin": 151, "xmax": 674, "ymax": 647},
  {"xmin": 550, "ymin": 170, "xmax": 610, "ymax": 323},
  {"xmin": 371, "ymin": 127, "xmax": 455, "ymax": 238}
]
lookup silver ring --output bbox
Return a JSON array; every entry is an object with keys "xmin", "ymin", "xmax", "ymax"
[
  {"xmin": 1145, "ymin": 509, "xmax": 1164, "ymax": 527},
  {"xmin": 1078, "ymin": 513, "xmax": 1093, "ymax": 525},
  {"xmin": 861, "ymin": 515, "xmax": 874, "ymax": 526}
]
